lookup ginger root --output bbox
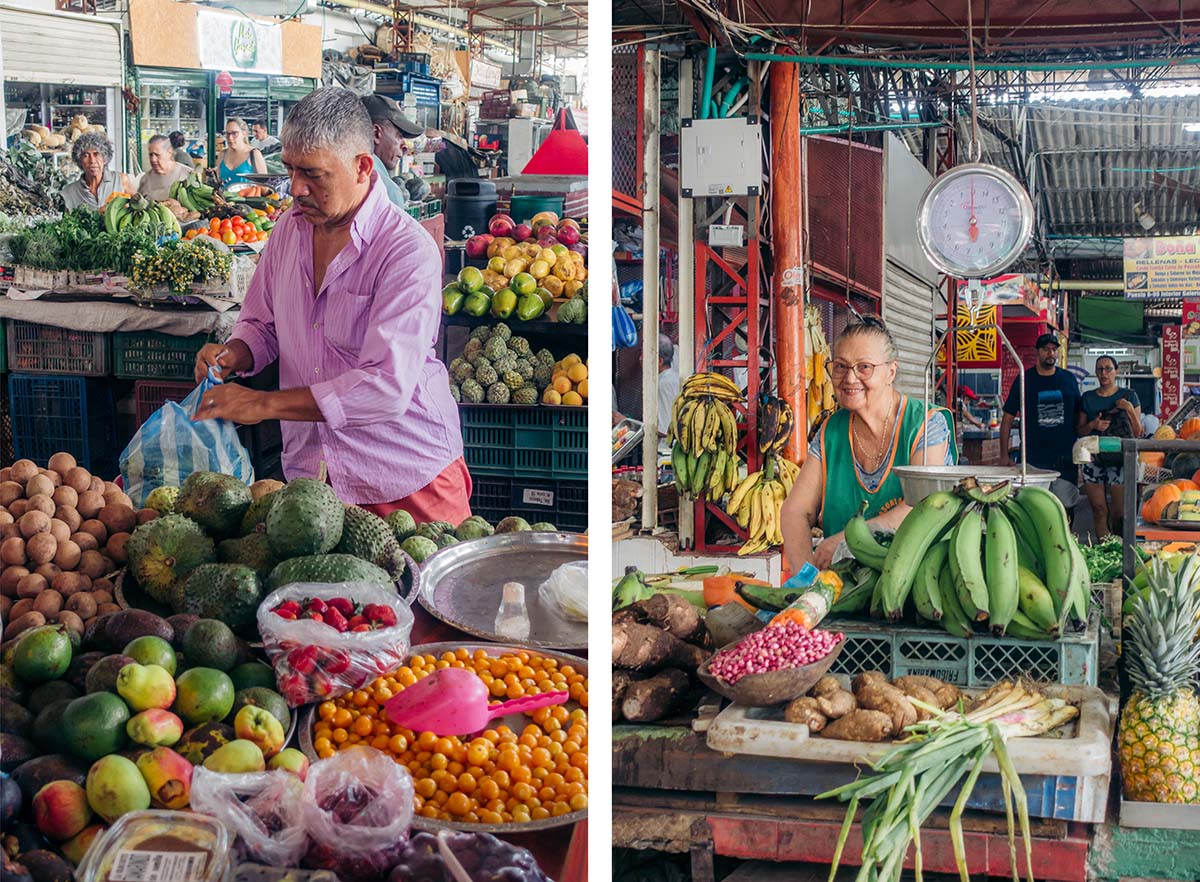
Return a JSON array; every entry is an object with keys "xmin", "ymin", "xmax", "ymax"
[
  {"xmin": 821, "ymin": 709, "xmax": 894, "ymax": 741},
  {"xmin": 852, "ymin": 672, "xmax": 917, "ymax": 733},
  {"xmin": 784, "ymin": 696, "xmax": 828, "ymax": 731}
]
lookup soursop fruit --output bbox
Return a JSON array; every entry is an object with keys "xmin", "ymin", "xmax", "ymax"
[
  {"xmin": 453, "ymin": 362, "xmax": 475, "ymax": 383},
  {"xmin": 502, "ymin": 370, "xmax": 524, "ymax": 391},
  {"xmin": 515, "ymin": 358, "xmax": 534, "ymax": 380},
  {"xmin": 461, "ymin": 379, "xmax": 485, "ymax": 404},
  {"xmin": 145, "ymin": 486, "xmax": 180, "ymax": 515},
  {"xmin": 240, "ymin": 492, "xmax": 280, "ymax": 536},
  {"xmin": 448, "ymin": 356, "xmax": 466, "ymax": 374},
  {"xmin": 483, "ymin": 337, "xmax": 507, "ymax": 361},
  {"xmin": 267, "ymin": 554, "xmax": 391, "ymax": 591},
  {"xmin": 490, "ymin": 323, "xmax": 512, "ymax": 342},
  {"xmin": 335, "ymin": 505, "xmax": 406, "ymax": 577},
  {"xmin": 533, "ymin": 364, "xmax": 553, "ymax": 388},
  {"xmin": 385, "ymin": 509, "xmax": 418, "ymax": 542},
  {"xmin": 175, "ymin": 471, "xmax": 253, "ymax": 537},
  {"xmin": 470, "ymin": 325, "xmax": 491, "ymax": 342},
  {"xmin": 475, "ymin": 363, "xmax": 498, "ymax": 387},
  {"xmin": 175, "ymin": 563, "xmax": 262, "ymax": 633},
  {"xmin": 487, "ymin": 382, "xmax": 511, "ymax": 404},
  {"xmin": 449, "ymin": 384, "xmax": 461, "ymax": 402},
  {"xmin": 126, "ymin": 514, "xmax": 218, "ymax": 605},
  {"xmin": 536, "ymin": 348, "xmax": 554, "ymax": 366},
  {"xmin": 496, "ymin": 516, "xmax": 532, "ymax": 533},
  {"xmin": 265, "ymin": 478, "xmax": 345, "ymax": 559},
  {"xmin": 512, "ymin": 386, "xmax": 538, "ymax": 406},
  {"xmin": 509, "ymin": 336, "xmax": 531, "ymax": 357},
  {"xmin": 218, "ymin": 532, "xmax": 275, "ymax": 578}
]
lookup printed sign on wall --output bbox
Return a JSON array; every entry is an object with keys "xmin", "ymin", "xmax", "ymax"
[
  {"xmin": 1123, "ymin": 236, "xmax": 1200, "ymax": 300},
  {"xmin": 198, "ymin": 10, "xmax": 282, "ymax": 75},
  {"xmin": 1162, "ymin": 323, "xmax": 1182, "ymax": 421}
]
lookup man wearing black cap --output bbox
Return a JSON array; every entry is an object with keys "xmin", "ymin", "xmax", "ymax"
[
  {"xmin": 362, "ymin": 94, "xmax": 423, "ymax": 207},
  {"xmin": 1000, "ymin": 333, "xmax": 1081, "ymax": 496}
]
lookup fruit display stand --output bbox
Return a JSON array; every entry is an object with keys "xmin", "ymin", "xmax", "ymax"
[{"xmin": 1120, "ymin": 437, "xmax": 1200, "ymax": 581}]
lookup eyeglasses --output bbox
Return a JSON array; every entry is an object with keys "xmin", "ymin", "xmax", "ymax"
[
  {"xmin": 1096, "ymin": 366, "xmax": 1117, "ymax": 372},
  {"xmin": 827, "ymin": 360, "xmax": 889, "ymax": 380},
  {"xmin": 223, "ymin": 131, "xmax": 242, "ymax": 138}
]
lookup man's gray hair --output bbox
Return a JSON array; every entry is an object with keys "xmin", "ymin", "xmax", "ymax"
[
  {"xmin": 147, "ymin": 134, "xmax": 170, "ymax": 150},
  {"xmin": 71, "ymin": 132, "xmax": 113, "ymax": 167},
  {"xmin": 658, "ymin": 334, "xmax": 674, "ymax": 365},
  {"xmin": 281, "ymin": 88, "xmax": 373, "ymax": 159}
]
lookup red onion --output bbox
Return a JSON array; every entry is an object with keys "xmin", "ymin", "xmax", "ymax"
[{"xmin": 708, "ymin": 622, "xmax": 843, "ymax": 684}]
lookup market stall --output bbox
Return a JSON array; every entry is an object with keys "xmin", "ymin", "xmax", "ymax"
[{"xmin": 611, "ymin": 3, "xmax": 1200, "ymax": 879}]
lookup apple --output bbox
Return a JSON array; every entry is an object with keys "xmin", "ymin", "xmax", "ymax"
[
  {"xmin": 488, "ymin": 214, "xmax": 516, "ymax": 237},
  {"xmin": 268, "ymin": 748, "xmax": 310, "ymax": 781},
  {"xmin": 514, "ymin": 223, "xmax": 534, "ymax": 242},
  {"xmin": 465, "ymin": 234, "xmax": 493, "ymax": 258},
  {"xmin": 556, "ymin": 225, "xmax": 580, "ymax": 246}
]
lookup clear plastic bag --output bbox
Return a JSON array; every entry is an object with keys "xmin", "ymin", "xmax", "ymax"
[
  {"xmin": 257, "ymin": 582, "xmax": 415, "ymax": 707},
  {"xmin": 302, "ymin": 747, "xmax": 414, "ymax": 882},
  {"xmin": 190, "ymin": 767, "xmax": 309, "ymax": 868},
  {"xmin": 538, "ymin": 561, "xmax": 588, "ymax": 622}
]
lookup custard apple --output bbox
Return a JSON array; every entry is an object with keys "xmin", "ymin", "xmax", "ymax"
[
  {"xmin": 503, "ymin": 370, "xmax": 525, "ymax": 391},
  {"xmin": 453, "ymin": 362, "xmax": 475, "ymax": 383},
  {"xmin": 464, "ymin": 336, "xmax": 484, "ymax": 353},
  {"xmin": 509, "ymin": 336, "xmax": 531, "ymax": 357},
  {"xmin": 483, "ymin": 337, "xmax": 507, "ymax": 361},
  {"xmin": 475, "ymin": 363, "xmax": 498, "ymax": 387},
  {"xmin": 448, "ymin": 356, "xmax": 466, "ymax": 374},
  {"xmin": 515, "ymin": 358, "xmax": 534, "ymax": 380},
  {"xmin": 486, "ymin": 382, "xmax": 511, "ymax": 404},
  {"xmin": 536, "ymin": 348, "xmax": 554, "ymax": 366},
  {"xmin": 490, "ymin": 323, "xmax": 512, "ymax": 342},
  {"xmin": 461, "ymin": 379, "xmax": 485, "ymax": 403},
  {"xmin": 475, "ymin": 356, "xmax": 493, "ymax": 372},
  {"xmin": 465, "ymin": 349, "xmax": 484, "ymax": 366},
  {"xmin": 533, "ymin": 364, "xmax": 554, "ymax": 388},
  {"xmin": 512, "ymin": 386, "xmax": 539, "ymax": 406},
  {"xmin": 449, "ymin": 384, "xmax": 461, "ymax": 402},
  {"xmin": 470, "ymin": 325, "xmax": 492, "ymax": 341}
]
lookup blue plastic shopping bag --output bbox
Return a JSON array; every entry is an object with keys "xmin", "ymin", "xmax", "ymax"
[{"xmin": 120, "ymin": 370, "xmax": 254, "ymax": 507}]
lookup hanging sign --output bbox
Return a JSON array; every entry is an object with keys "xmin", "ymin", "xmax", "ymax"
[
  {"xmin": 1183, "ymin": 299, "xmax": 1200, "ymax": 337},
  {"xmin": 215, "ymin": 71, "xmax": 234, "ymax": 98},
  {"xmin": 1123, "ymin": 235, "xmax": 1200, "ymax": 300},
  {"xmin": 938, "ymin": 303, "xmax": 999, "ymax": 366},
  {"xmin": 197, "ymin": 9, "xmax": 283, "ymax": 75},
  {"xmin": 1162, "ymin": 323, "xmax": 1183, "ymax": 420}
]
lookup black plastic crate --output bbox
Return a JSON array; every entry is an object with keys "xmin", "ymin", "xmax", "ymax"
[
  {"xmin": 8, "ymin": 373, "xmax": 117, "ymax": 477},
  {"xmin": 469, "ymin": 475, "xmax": 587, "ymax": 532}
]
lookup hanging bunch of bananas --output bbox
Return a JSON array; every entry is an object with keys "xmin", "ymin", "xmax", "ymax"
[
  {"xmin": 725, "ymin": 455, "xmax": 800, "ymax": 556},
  {"xmin": 104, "ymin": 193, "xmax": 181, "ymax": 236},
  {"xmin": 757, "ymin": 395, "xmax": 795, "ymax": 455},
  {"xmin": 669, "ymin": 372, "xmax": 744, "ymax": 503},
  {"xmin": 169, "ymin": 177, "xmax": 217, "ymax": 213},
  {"xmin": 840, "ymin": 478, "xmax": 1091, "ymax": 639},
  {"xmin": 805, "ymin": 304, "xmax": 835, "ymax": 430}
]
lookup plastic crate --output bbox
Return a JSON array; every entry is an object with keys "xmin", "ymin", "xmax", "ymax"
[
  {"xmin": 825, "ymin": 608, "xmax": 1100, "ymax": 688},
  {"xmin": 113, "ymin": 331, "xmax": 210, "ymax": 381},
  {"xmin": 420, "ymin": 198, "xmax": 442, "ymax": 219},
  {"xmin": 460, "ymin": 405, "xmax": 587, "ymax": 479},
  {"xmin": 8, "ymin": 373, "xmax": 117, "ymax": 476},
  {"xmin": 6, "ymin": 321, "xmax": 109, "ymax": 376},
  {"xmin": 133, "ymin": 379, "xmax": 194, "ymax": 425},
  {"xmin": 405, "ymin": 205, "xmax": 421, "ymax": 219},
  {"xmin": 469, "ymin": 475, "xmax": 587, "ymax": 532},
  {"xmin": 395, "ymin": 52, "xmax": 430, "ymax": 76}
]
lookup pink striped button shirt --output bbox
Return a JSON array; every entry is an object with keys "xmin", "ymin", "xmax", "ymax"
[{"xmin": 228, "ymin": 174, "xmax": 462, "ymax": 505}]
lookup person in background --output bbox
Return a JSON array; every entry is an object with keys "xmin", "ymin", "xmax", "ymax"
[
  {"xmin": 169, "ymin": 131, "xmax": 193, "ymax": 169},
  {"xmin": 780, "ymin": 317, "xmax": 957, "ymax": 570},
  {"xmin": 190, "ymin": 87, "xmax": 469, "ymax": 523},
  {"xmin": 654, "ymin": 334, "xmax": 680, "ymax": 438},
  {"xmin": 137, "ymin": 134, "xmax": 194, "ymax": 202},
  {"xmin": 362, "ymin": 94, "xmax": 421, "ymax": 207},
  {"xmin": 999, "ymin": 333, "xmax": 1082, "ymax": 510},
  {"xmin": 1077, "ymin": 355, "xmax": 1141, "ymax": 538},
  {"xmin": 428, "ymin": 129, "xmax": 479, "ymax": 183},
  {"xmin": 60, "ymin": 132, "xmax": 135, "ymax": 211},
  {"xmin": 956, "ymin": 386, "xmax": 987, "ymax": 430},
  {"xmin": 215, "ymin": 117, "xmax": 267, "ymax": 186},
  {"xmin": 251, "ymin": 121, "xmax": 281, "ymax": 154}
]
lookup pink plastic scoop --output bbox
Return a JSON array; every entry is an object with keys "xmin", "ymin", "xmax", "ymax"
[{"xmin": 383, "ymin": 666, "xmax": 569, "ymax": 736}]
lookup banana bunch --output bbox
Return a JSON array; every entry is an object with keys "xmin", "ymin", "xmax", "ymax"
[
  {"xmin": 805, "ymin": 304, "xmax": 835, "ymax": 427},
  {"xmin": 669, "ymin": 372, "xmax": 744, "ymax": 503},
  {"xmin": 757, "ymin": 395, "xmax": 795, "ymax": 455},
  {"xmin": 725, "ymin": 455, "xmax": 800, "ymax": 556},
  {"xmin": 103, "ymin": 193, "xmax": 181, "ymax": 236},
  {"xmin": 843, "ymin": 478, "xmax": 1091, "ymax": 640},
  {"xmin": 169, "ymin": 177, "xmax": 216, "ymax": 213}
]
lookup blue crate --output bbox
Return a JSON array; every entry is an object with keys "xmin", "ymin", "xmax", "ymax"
[
  {"xmin": 8, "ymin": 373, "xmax": 117, "ymax": 476},
  {"xmin": 469, "ymin": 475, "xmax": 587, "ymax": 532}
]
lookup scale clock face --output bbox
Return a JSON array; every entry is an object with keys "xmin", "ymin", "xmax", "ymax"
[{"xmin": 916, "ymin": 163, "xmax": 1034, "ymax": 279}]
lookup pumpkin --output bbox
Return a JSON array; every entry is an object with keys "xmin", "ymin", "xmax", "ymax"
[
  {"xmin": 1172, "ymin": 479, "xmax": 1200, "ymax": 492},
  {"xmin": 1180, "ymin": 417, "xmax": 1200, "ymax": 440},
  {"xmin": 1142, "ymin": 483, "xmax": 1183, "ymax": 523},
  {"xmin": 1154, "ymin": 425, "xmax": 1178, "ymax": 440},
  {"xmin": 1171, "ymin": 452, "xmax": 1200, "ymax": 479},
  {"xmin": 702, "ymin": 575, "xmax": 768, "ymax": 611},
  {"xmin": 1139, "ymin": 451, "xmax": 1166, "ymax": 468}
]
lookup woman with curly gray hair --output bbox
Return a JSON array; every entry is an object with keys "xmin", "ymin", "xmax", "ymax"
[{"xmin": 61, "ymin": 132, "xmax": 134, "ymax": 211}]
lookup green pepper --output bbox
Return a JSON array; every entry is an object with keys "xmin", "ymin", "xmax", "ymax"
[
  {"xmin": 516, "ymin": 291, "xmax": 546, "ymax": 322},
  {"xmin": 442, "ymin": 284, "xmax": 465, "ymax": 315},
  {"xmin": 463, "ymin": 290, "xmax": 492, "ymax": 317},
  {"xmin": 491, "ymin": 287, "xmax": 518, "ymax": 319}
]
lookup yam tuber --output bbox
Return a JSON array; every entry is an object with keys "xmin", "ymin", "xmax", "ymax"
[
  {"xmin": 820, "ymin": 709, "xmax": 894, "ymax": 741},
  {"xmin": 891, "ymin": 675, "xmax": 962, "ymax": 709},
  {"xmin": 852, "ymin": 673, "xmax": 917, "ymax": 734},
  {"xmin": 783, "ymin": 697, "xmax": 828, "ymax": 731},
  {"xmin": 893, "ymin": 683, "xmax": 939, "ymax": 721},
  {"xmin": 622, "ymin": 668, "xmax": 691, "ymax": 722},
  {"xmin": 613, "ymin": 670, "xmax": 638, "ymax": 721},
  {"xmin": 612, "ymin": 620, "xmax": 709, "ymax": 672},
  {"xmin": 634, "ymin": 593, "xmax": 707, "ymax": 644},
  {"xmin": 812, "ymin": 676, "xmax": 844, "ymax": 698},
  {"xmin": 815, "ymin": 689, "xmax": 857, "ymax": 720}
]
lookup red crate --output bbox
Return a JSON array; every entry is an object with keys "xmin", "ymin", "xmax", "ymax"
[{"xmin": 134, "ymin": 379, "xmax": 194, "ymax": 425}]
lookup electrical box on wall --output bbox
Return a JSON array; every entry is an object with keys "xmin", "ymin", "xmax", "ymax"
[{"xmin": 680, "ymin": 117, "xmax": 762, "ymax": 197}]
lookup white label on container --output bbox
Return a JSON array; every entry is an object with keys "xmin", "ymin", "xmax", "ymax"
[
  {"xmin": 110, "ymin": 850, "xmax": 208, "ymax": 882},
  {"xmin": 523, "ymin": 488, "xmax": 554, "ymax": 506}
]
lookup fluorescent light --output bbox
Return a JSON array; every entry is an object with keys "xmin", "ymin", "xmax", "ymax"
[
  {"xmin": 532, "ymin": 0, "xmax": 548, "ymax": 5},
  {"xmin": 1185, "ymin": 123, "xmax": 1200, "ymax": 133}
]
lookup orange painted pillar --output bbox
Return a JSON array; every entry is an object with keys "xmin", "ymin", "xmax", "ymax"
[{"xmin": 769, "ymin": 62, "xmax": 806, "ymax": 463}]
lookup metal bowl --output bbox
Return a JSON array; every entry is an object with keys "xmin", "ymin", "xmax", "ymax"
[
  {"xmin": 696, "ymin": 639, "xmax": 845, "ymax": 708},
  {"xmin": 892, "ymin": 465, "xmax": 1059, "ymax": 507},
  {"xmin": 298, "ymin": 641, "xmax": 588, "ymax": 834}
]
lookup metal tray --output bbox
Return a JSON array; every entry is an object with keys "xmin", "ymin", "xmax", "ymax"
[
  {"xmin": 612, "ymin": 417, "xmax": 644, "ymax": 465},
  {"xmin": 417, "ymin": 532, "xmax": 587, "ymax": 649},
  {"xmin": 297, "ymin": 640, "xmax": 588, "ymax": 834},
  {"xmin": 892, "ymin": 465, "xmax": 1059, "ymax": 506}
]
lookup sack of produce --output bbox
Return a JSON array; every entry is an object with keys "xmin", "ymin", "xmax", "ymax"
[
  {"xmin": 120, "ymin": 369, "xmax": 254, "ymax": 507},
  {"xmin": 190, "ymin": 767, "xmax": 309, "ymax": 867},
  {"xmin": 538, "ymin": 560, "xmax": 588, "ymax": 622},
  {"xmin": 257, "ymin": 581, "xmax": 414, "ymax": 707},
  {"xmin": 301, "ymin": 747, "xmax": 414, "ymax": 881},
  {"xmin": 389, "ymin": 830, "xmax": 553, "ymax": 882}
]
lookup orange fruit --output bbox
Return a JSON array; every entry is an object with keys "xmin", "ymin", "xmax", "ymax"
[
  {"xmin": 561, "ymin": 391, "xmax": 582, "ymax": 406},
  {"xmin": 542, "ymin": 388, "xmax": 562, "ymax": 405},
  {"xmin": 562, "ymin": 354, "xmax": 581, "ymax": 368},
  {"xmin": 577, "ymin": 379, "xmax": 588, "ymax": 399},
  {"xmin": 552, "ymin": 376, "xmax": 571, "ymax": 395},
  {"xmin": 567, "ymin": 364, "xmax": 588, "ymax": 383}
]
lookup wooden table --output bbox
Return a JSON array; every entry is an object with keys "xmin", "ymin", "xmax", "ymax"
[{"xmin": 613, "ymin": 724, "xmax": 1092, "ymax": 882}]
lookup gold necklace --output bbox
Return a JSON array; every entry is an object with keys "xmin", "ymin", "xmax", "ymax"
[{"xmin": 852, "ymin": 394, "xmax": 896, "ymax": 473}]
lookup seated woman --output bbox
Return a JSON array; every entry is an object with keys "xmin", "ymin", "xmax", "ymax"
[
  {"xmin": 780, "ymin": 317, "xmax": 957, "ymax": 569},
  {"xmin": 60, "ymin": 133, "xmax": 135, "ymax": 211}
]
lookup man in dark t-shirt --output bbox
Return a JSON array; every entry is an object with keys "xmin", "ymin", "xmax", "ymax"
[{"xmin": 1000, "ymin": 333, "xmax": 1081, "ymax": 481}]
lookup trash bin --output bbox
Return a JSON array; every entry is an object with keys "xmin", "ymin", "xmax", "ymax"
[{"xmin": 445, "ymin": 179, "xmax": 498, "ymax": 241}]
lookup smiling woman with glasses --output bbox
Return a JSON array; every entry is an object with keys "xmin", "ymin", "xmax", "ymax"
[
  {"xmin": 779, "ymin": 317, "xmax": 959, "ymax": 570},
  {"xmin": 215, "ymin": 116, "xmax": 268, "ymax": 185}
]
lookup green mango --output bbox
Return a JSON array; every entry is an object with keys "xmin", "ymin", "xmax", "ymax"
[
  {"xmin": 535, "ymin": 287, "xmax": 554, "ymax": 308},
  {"xmin": 516, "ymin": 291, "xmax": 546, "ymax": 322},
  {"xmin": 442, "ymin": 285, "xmax": 465, "ymax": 315},
  {"xmin": 463, "ymin": 290, "xmax": 492, "ymax": 317},
  {"xmin": 491, "ymin": 287, "xmax": 518, "ymax": 319}
]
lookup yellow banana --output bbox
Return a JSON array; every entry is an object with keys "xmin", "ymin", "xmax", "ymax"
[{"xmin": 727, "ymin": 470, "xmax": 762, "ymax": 517}]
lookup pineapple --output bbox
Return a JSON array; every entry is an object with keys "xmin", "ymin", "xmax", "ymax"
[{"xmin": 1118, "ymin": 552, "xmax": 1200, "ymax": 804}]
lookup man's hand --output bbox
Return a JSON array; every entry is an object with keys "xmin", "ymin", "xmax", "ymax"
[
  {"xmin": 194, "ymin": 340, "xmax": 253, "ymax": 384},
  {"xmin": 812, "ymin": 532, "xmax": 842, "ymax": 569},
  {"xmin": 192, "ymin": 383, "xmax": 268, "ymax": 425}
]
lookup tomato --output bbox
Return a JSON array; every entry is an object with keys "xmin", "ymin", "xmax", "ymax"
[
  {"xmin": 209, "ymin": 217, "xmax": 221, "ymax": 230},
  {"xmin": 219, "ymin": 219, "xmax": 233, "ymax": 232},
  {"xmin": 222, "ymin": 231, "xmax": 237, "ymax": 245},
  {"xmin": 183, "ymin": 229, "xmax": 197, "ymax": 240},
  {"xmin": 242, "ymin": 229, "xmax": 257, "ymax": 243}
]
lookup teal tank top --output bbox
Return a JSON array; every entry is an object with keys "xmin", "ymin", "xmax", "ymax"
[{"xmin": 218, "ymin": 154, "xmax": 255, "ymax": 185}]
